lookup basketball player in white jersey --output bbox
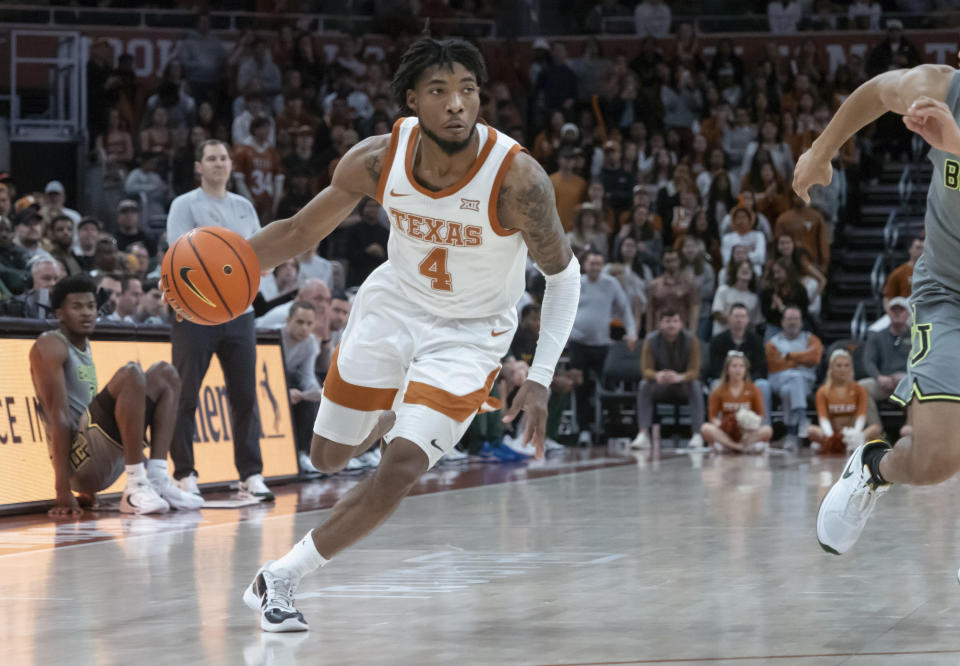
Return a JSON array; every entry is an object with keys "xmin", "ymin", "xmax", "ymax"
[{"xmin": 232, "ymin": 37, "xmax": 581, "ymax": 631}]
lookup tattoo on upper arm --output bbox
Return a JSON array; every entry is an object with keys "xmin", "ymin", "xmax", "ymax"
[
  {"xmin": 501, "ymin": 164, "xmax": 572, "ymax": 275},
  {"xmin": 364, "ymin": 152, "xmax": 383, "ymax": 186}
]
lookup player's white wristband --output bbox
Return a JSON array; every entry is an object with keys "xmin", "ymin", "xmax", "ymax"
[{"xmin": 528, "ymin": 255, "xmax": 581, "ymax": 388}]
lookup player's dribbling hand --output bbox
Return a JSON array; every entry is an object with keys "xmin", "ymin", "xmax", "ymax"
[
  {"xmin": 502, "ymin": 380, "xmax": 548, "ymax": 459},
  {"xmin": 49, "ymin": 491, "xmax": 83, "ymax": 518},
  {"xmin": 793, "ymin": 148, "xmax": 833, "ymax": 203},
  {"xmin": 903, "ymin": 96, "xmax": 960, "ymax": 156}
]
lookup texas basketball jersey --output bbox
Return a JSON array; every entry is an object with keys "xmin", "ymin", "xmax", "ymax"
[
  {"xmin": 235, "ymin": 141, "xmax": 283, "ymax": 201},
  {"xmin": 376, "ymin": 117, "xmax": 528, "ymax": 318}
]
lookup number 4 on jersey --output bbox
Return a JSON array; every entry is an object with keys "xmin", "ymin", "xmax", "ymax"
[{"xmin": 418, "ymin": 247, "xmax": 452, "ymax": 291}]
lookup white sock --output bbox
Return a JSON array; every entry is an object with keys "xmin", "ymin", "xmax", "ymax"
[
  {"xmin": 146, "ymin": 458, "xmax": 168, "ymax": 481},
  {"xmin": 269, "ymin": 530, "xmax": 328, "ymax": 583},
  {"xmin": 125, "ymin": 462, "xmax": 146, "ymax": 484}
]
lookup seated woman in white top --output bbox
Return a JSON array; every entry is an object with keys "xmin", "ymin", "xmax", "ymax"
[
  {"xmin": 720, "ymin": 205, "xmax": 766, "ymax": 268},
  {"xmin": 739, "ymin": 118, "xmax": 795, "ymax": 186},
  {"xmin": 717, "ymin": 243, "xmax": 762, "ymax": 285},
  {"xmin": 712, "ymin": 259, "xmax": 762, "ymax": 336},
  {"xmin": 767, "ymin": 233, "xmax": 826, "ymax": 317}
]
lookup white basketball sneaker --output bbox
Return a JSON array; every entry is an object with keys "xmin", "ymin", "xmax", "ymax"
[
  {"xmin": 177, "ymin": 473, "xmax": 202, "ymax": 496},
  {"xmin": 151, "ymin": 474, "xmax": 204, "ymax": 510},
  {"xmin": 240, "ymin": 474, "xmax": 275, "ymax": 501},
  {"xmin": 631, "ymin": 431, "xmax": 649, "ymax": 450},
  {"xmin": 120, "ymin": 477, "xmax": 170, "ymax": 514},
  {"xmin": 298, "ymin": 451, "xmax": 320, "ymax": 475},
  {"xmin": 243, "ymin": 561, "xmax": 309, "ymax": 632},
  {"xmin": 817, "ymin": 441, "xmax": 892, "ymax": 555}
]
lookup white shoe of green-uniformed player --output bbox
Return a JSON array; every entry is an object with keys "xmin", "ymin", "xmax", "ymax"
[{"xmin": 817, "ymin": 440, "xmax": 892, "ymax": 555}]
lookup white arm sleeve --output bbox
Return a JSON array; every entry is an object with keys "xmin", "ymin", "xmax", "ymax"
[
  {"xmin": 527, "ymin": 256, "xmax": 581, "ymax": 388},
  {"xmin": 854, "ymin": 416, "xmax": 865, "ymax": 432}
]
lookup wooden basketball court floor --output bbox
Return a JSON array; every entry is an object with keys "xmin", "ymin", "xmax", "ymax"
[{"xmin": 3, "ymin": 448, "xmax": 960, "ymax": 666}]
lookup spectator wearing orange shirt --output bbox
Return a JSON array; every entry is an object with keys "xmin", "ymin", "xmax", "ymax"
[
  {"xmin": 234, "ymin": 116, "xmax": 285, "ymax": 226},
  {"xmin": 550, "ymin": 147, "xmax": 587, "ymax": 232},
  {"xmin": 701, "ymin": 351, "xmax": 772, "ymax": 453},
  {"xmin": 809, "ymin": 349, "xmax": 882, "ymax": 455},
  {"xmin": 774, "ymin": 192, "xmax": 831, "ymax": 271},
  {"xmin": 699, "ymin": 102, "xmax": 730, "ymax": 150},
  {"xmin": 882, "ymin": 236, "xmax": 923, "ymax": 310},
  {"xmin": 533, "ymin": 110, "xmax": 565, "ymax": 173},
  {"xmin": 751, "ymin": 162, "xmax": 790, "ymax": 223}
]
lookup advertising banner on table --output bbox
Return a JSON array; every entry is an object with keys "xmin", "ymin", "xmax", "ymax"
[{"xmin": 0, "ymin": 337, "xmax": 296, "ymax": 507}]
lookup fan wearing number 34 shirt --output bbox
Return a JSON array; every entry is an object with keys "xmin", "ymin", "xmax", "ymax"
[{"xmin": 231, "ymin": 35, "xmax": 582, "ymax": 635}]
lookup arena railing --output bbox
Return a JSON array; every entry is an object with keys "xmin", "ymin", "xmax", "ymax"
[
  {"xmin": 882, "ymin": 208, "xmax": 901, "ymax": 266},
  {"xmin": 601, "ymin": 11, "xmax": 943, "ymax": 34},
  {"xmin": 851, "ymin": 171, "xmax": 911, "ymax": 342},
  {"xmin": 0, "ymin": 4, "xmax": 497, "ymax": 37}
]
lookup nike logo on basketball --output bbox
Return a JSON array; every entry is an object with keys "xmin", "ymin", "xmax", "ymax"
[
  {"xmin": 390, "ymin": 188, "xmax": 411, "ymax": 197},
  {"xmin": 430, "ymin": 439, "xmax": 443, "ymax": 451},
  {"xmin": 179, "ymin": 267, "xmax": 216, "ymax": 307},
  {"xmin": 491, "ymin": 329, "xmax": 511, "ymax": 337}
]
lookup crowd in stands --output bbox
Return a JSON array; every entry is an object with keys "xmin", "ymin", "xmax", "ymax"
[{"xmin": 0, "ymin": 3, "xmax": 928, "ymax": 463}]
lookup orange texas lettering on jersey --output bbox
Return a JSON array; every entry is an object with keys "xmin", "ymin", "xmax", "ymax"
[{"xmin": 389, "ymin": 207, "xmax": 483, "ymax": 248}]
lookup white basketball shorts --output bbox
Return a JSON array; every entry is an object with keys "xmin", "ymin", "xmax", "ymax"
[{"xmin": 314, "ymin": 262, "xmax": 516, "ymax": 469}]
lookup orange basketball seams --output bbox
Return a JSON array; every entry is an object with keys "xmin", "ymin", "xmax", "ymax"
[
  {"xmin": 194, "ymin": 227, "xmax": 259, "ymax": 306},
  {"xmin": 161, "ymin": 227, "xmax": 261, "ymax": 325}
]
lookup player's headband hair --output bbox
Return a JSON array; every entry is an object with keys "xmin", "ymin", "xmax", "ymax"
[{"xmin": 391, "ymin": 35, "xmax": 487, "ymax": 114}]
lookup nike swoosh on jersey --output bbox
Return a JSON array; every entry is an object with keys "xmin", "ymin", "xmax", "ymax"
[
  {"xmin": 390, "ymin": 188, "xmax": 411, "ymax": 197},
  {"xmin": 180, "ymin": 267, "xmax": 216, "ymax": 307},
  {"xmin": 491, "ymin": 329, "xmax": 511, "ymax": 337},
  {"xmin": 430, "ymin": 439, "xmax": 444, "ymax": 451}
]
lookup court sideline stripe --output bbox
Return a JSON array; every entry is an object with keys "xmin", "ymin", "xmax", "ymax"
[
  {"xmin": 536, "ymin": 648, "xmax": 960, "ymax": 665},
  {"xmin": 0, "ymin": 458, "xmax": 638, "ymax": 559}
]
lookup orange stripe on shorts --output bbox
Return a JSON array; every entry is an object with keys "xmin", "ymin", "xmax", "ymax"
[
  {"xmin": 403, "ymin": 367, "xmax": 500, "ymax": 422},
  {"xmin": 323, "ymin": 347, "xmax": 398, "ymax": 411}
]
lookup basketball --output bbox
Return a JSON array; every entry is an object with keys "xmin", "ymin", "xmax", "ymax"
[{"xmin": 160, "ymin": 227, "xmax": 260, "ymax": 325}]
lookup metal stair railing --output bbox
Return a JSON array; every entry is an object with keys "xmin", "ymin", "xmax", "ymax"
[{"xmin": 850, "ymin": 300, "xmax": 867, "ymax": 342}]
